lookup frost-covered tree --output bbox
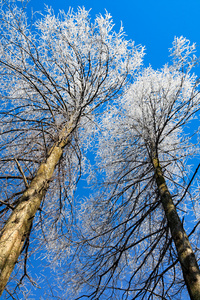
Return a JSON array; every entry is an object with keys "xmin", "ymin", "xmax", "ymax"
[
  {"xmin": 0, "ymin": 1, "xmax": 144, "ymax": 296},
  {"xmin": 57, "ymin": 37, "xmax": 200, "ymax": 299}
]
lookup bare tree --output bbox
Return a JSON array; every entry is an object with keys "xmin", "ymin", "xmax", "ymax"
[
  {"xmin": 0, "ymin": 1, "xmax": 144, "ymax": 296},
  {"xmin": 57, "ymin": 37, "xmax": 200, "ymax": 299}
]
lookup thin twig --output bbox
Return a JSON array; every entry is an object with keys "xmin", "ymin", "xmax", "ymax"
[{"xmin": 14, "ymin": 158, "xmax": 29, "ymax": 188}]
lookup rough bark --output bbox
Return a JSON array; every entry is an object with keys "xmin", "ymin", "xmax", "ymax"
[
  {"xmin": 153, "ymin": 156, "xmax": 200, "ymax": 300},
  {"xmin": 0, "ymin": 121, "xmax": 74, "ymax": 295}
]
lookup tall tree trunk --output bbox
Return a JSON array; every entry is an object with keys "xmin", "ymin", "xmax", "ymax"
[
  {"xmin": 152, "ymin": 155, "xmax": 200, "ymax": 300},
  {"xmin": 0, "ymin": 121, "xmax": 74, "ymax": 295}
]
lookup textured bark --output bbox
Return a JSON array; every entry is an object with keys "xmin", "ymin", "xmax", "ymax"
[
  {"xmin": 0, "ymin": 122, "xmax": 74, "ymax": 295},
  {"xmin": 153, "ymin": 156, "xmax": 200, "ymax": 300}
]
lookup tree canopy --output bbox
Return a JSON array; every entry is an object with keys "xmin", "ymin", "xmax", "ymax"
[
  {"xmin": 0, "ymin": 1, "xmax": 143, "ymax": 297},
  {"xmin": 0, "ymin": 1, "xmax": 200, "ymax": 300},
  {"xmin": 51, "ymin": 37, "xmax": 200, "ymax": 299}
]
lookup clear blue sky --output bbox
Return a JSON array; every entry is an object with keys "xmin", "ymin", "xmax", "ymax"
[
  {"xmin": 5, "ymin": 1, "xmax": 200, "ymax": 299},
  {"xmin": 30, "ymin": 0, "xmax": 200, "ymax": 70}
]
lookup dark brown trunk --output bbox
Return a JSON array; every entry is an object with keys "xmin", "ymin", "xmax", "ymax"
[{"xmin": 153, "ymin": 156, "xmax": 200, "ymax": 300}]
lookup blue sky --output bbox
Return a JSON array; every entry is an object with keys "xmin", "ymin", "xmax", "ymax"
[
  {"xmin": 4, "ymin": 0, "xmax": 200, "ymax": 299},
  {"xmin": 30, "ymin": 0, "xmax": 200, "ymax": 71}
]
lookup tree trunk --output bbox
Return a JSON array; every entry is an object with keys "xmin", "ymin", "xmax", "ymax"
[
  {"xmin": 0, "ymin": 121, "xmax": 74, "ymax": 295},
  {"xmin": 152, "ymin": 155, "xmax": 200, "ymax": 300}
]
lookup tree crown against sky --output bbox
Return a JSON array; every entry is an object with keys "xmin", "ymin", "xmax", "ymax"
[
  {"xmin": 0, "ymin": 1, "xmax": 144, "ymax": 298},
  {"xmin": 0, "ymin": 1, "xmax": 143, "ymax": 226},
  {"xmin": 1, "ymin": 1, "xmax": 200, "ymax": 300},
  {"xmin": 49, "ymin": 37, "xmax": 200, "ymax": 300}
]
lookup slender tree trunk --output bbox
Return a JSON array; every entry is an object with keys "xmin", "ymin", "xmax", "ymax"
[
  {"xmin": 0, "ymin": 121, "xmax": 74, "ymax": 295},
  {"xmin": 152, "ymin": 155, "xmax": 200, "ymax": 300}
]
